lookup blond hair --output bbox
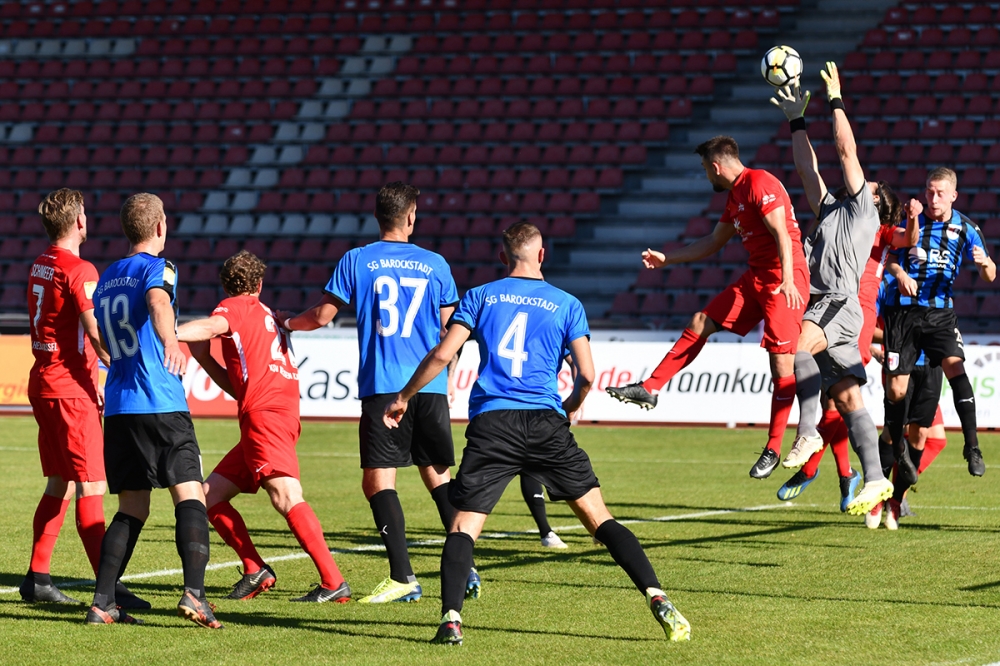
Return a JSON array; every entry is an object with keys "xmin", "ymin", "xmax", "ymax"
[
  {"xmin": 926, "ymin": 167, "xmax": 958, "ymax": 189},
  {"xmin": 120, "ymin": 193, "xmax": 165, "ymax": 245},
  {"xmin": 502, "ymin": 221, "xmax": 543, "ymax": 261},
  {"xmin": 38, "ymin": 188, "xmax": 84, "ymax": 241}
]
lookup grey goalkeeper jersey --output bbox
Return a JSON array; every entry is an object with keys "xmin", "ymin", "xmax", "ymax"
[{"xmin": 803, "ymin": 184, "xmax": 880, "ymax": 297}]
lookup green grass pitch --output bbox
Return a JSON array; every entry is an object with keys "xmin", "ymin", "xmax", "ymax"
[{"xmin": 1, "ymin": 416, "xmax": 999, "ymax": 665}]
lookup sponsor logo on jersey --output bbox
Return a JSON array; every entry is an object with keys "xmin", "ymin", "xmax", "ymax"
[
  {"xmin": 163, "ymin": 265, "xmax": 176, "ymax": 286},
  {"xmin": 947, "ymin": 223, "xmax": 962, "ymax": 240},
  {"xmin": 761, "ymin": 193, "xmax": 777, "ymax": 206},
  {"xmin": 887, "ymin": 351, "xmax": 899, "ymax": 371},
  {"xmin": 84, "ymin": 281, "xmax": 97, "ymax": 299}
]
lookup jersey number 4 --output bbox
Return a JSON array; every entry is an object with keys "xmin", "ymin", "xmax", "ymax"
[
  {"xmin": 100, "ymin": 294, "xmax": 139, "ymax": 360},
  {"xmin": 498, "ymin": 311, "xmax": 529, "ymax": 377},
  {"xmin": 374, "ymin": 276, "xmax": 428, "ymax": 338}
]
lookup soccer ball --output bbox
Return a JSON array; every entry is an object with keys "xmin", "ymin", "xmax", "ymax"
[{"xmin": 761, "ymin": 45, "xmax": 803, "ymax": 87}]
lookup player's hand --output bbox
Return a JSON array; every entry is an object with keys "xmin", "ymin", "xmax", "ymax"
[
  {"xmin": 383, "ymin": 395, "xmax": 409, "ymax": 429},
  {"xmin": 566, "ymin": 408, "xmax": 580, "ymax": 425},
  {"xmin": 96, "ymin": 383, "xmax": 105, "ymax": 414},
  {"xmin": 905, "ymin": 198, "xmax": 923, "ymax": 220},
  {"xmin": 274, "ymin": 310, "xmax": 294, "ymax": 330},
  {"xmin": 898, "ymin": 274, "xmax": 919, "ymax": 297},
  {"xmin": 769, "ymin": 82, "xmax": 810, "ymax": 120},
  {"xmin": 820, "ymin": 61, "xmax": 842, "ymax": 101},
  {"xmin": 448, "ymin": 380, "xmax": 456, "ymax": 407},
  {"xmin": 869, "ymin": 345, "xmax": 884, "ymax": 365},
  {"xmin": 773, "ymin": 279, "xmax": 804, "ymax": 310},
  {"xmin": 641, "ymin": 248, "xmax": 667, "ymax": 269},
  {"xmin": 973, "ymin": 245, "xmax": 991, "ymax": 268},
  {"xmin": 163, "ymin": 342, "xmax": 187, "ymax": 376}
]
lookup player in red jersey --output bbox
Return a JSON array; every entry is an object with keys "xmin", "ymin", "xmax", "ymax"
[
  {"xmin": 607, "ymin": 136, "xmax": 808, "ymax": 479},
  {"xmin": 22, "ymin": 189, "xmax": 146, "ymax": 609},
  {"xmin": 176, "ymin": 251, "xmax": 351, "ymax": 603}
]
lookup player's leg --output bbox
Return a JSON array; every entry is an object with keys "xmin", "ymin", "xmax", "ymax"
[
  {"xmin": 819, "ymin": 409, "xmax": 861, "ymax": 511},
  {"xmin": 567, "ymin": 488, "xmax": 690, "ymax": 641},
  {"xmin": 607, "ymin": 271, "xmax": 755, "ymax": 409},
  {"xmin": 941, "ymin": 356, "xmax": 983, "ymax": 475},
  {"xmin": 61, "ymin": 397, "xmax": 110, "ymax": 580},
  {"xmin": 434, "ymin": 510, "xmax": 489, "ymax": 645},
  {"xmin": 259, "ymin": 475, "xmax": 350, "ymax": 603},
  {"xmin": 882, "ymin": 307, "xmax": 922, "ymax": 484},
  {"xmin": 23, "ymin": 474, "xmax": 76, "ymax": 603},
  {"xmin": 918, "ymin": 406, "xmax": 947, "ymax": 474},
  {"xmin": 828, "ymin": 377, "xmax": 893, "ymax": 515},
  {"xmin": 519, "ymin": 475, "xmax": 567, "ymax": 548},
  {"xmin": 783, "ymin": 318, "xmax": 829, "ymax": 468},
  {"xmin": 887, "ymin": 366, "xmax": 941, "ymax": 528},
  {"xmin": 87, "ymin": 489, "xmax": 150, "ymax": 623}
]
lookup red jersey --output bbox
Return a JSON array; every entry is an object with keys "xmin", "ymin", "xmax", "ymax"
[
  {"xmin": 719, "ymin": 168, "xmax": 805, "ymax": 271},
  {"xmin": 214, "ymin": 294, "xmax": 299, "ymax": 418},
  {"xmin": 27, "ymin": 245, "xmax": 100, "ymax": 400},
  {"xmin": 858, "ymin": 224, "xmax": 897, "ymax": 311}
]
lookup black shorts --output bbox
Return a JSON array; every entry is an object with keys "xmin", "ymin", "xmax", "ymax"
[
  {"xmin": 906, "ymin": 363, "xmax": 944, "ymax": 428},
  {"xmin": 103, "ymin": 412, "xmax": 204, "ymax": 494},
  {"xmin": 883, "ymin": 306, "xmax": 964, "ymax": 375},
  {"xmin": 359, "ymin": 393, "xmax": 454, "ymax": 468},
  {"xmin": 449, "ymin": 409, "xmax": 600, "ymax": 514}
]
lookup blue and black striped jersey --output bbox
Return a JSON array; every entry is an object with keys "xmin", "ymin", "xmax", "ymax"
[{"xmin": 886, "ymin": 210, "xmax": 987, "ymax": 309}]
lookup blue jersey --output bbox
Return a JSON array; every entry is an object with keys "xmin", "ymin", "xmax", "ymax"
[
  {"xmin": 95, "ymin": 253, "xmax": 189, "ymax": 415},
  {"xmin": 453, "ymin": 277, "xmax": 590, "ymax": 418},
  {"xmin": 325, "ymin": 240, "xmax": 458, "ymax": 398},
  {"xmin": 888, "ymin": 210, "xmax": 987, "ymax": 308}
]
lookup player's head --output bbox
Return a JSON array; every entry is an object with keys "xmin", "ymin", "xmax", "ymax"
[
  {"xmin": 500, "ymin": 221, "xmax": 544, "ymax": 270},
  {"xmin": 695, "ymin": 136, "xmax": 742, "ymax": 192},
  {"xmin": 375, "ymin": 181, "xmax": 419, "ymax": 237},
  {"xmin": 925, "ymin": 167, "xmax": 958, "ymax": 221},
  {"xmin": 220, "ymin": 250, "xmax": 265, "ymax": 297},
  {"xmin": 38, "ymin": 188, "xmax": 86, "ymax": 242},
  {"xmin": 870, "ymin": 181, "xmax": 903, "ymax": 227},
  {"xmin": 120, "ymin": 193, "xmax": 167, "ymax": 251}
]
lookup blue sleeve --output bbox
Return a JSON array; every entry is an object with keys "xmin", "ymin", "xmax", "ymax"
[
  {"xmin": 439, "ymin": 259, "xmax": 459, "ymax": 307},
  {"xmin": 145, "ymin": 256, "xmax": 177, "ymax": 299},
  {"xmin": 324, "ymin": 250, "xmax": 357, "ymax": 305},
  {"xmin": 563, "ymin": 298, "xmax": 590, "ymax": 347},
  {"xmin": 963, "ymin": 224, "xmax": 987, "ymax": 263},
  {"xmin": 452, "ymin": 288, "xmax": 481, "ymax": 330}
]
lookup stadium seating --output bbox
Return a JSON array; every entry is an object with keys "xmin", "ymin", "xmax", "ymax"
[
  {"xmin": 610, "ymin": 1, "xmax": 1000, "ymax": 331},
  {"xmin": 0, "ymin": 0, "xmax": 791, "ymax": 316}
]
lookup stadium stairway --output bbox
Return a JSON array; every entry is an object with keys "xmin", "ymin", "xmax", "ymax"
[{"xmin": 596, "ymin": 0, "xmax": 896, "ymax": 327}]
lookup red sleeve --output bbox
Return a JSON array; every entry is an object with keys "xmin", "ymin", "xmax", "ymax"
[
  {"xmin": 748, "ymin": 170, "xmax": 786, "ymax": 218},
  {"xmin": 718, "ymin": 194, "xmax": 734, "ymax": 226},
  {"xmin": 878, "ymin": 224, "xmax": 897, "ymax": 247},
  {"xmin": 212, "ymin": 297, "xmax": 242, "ymax": 335},
  {"xmin": 68, "ymin": 260, "xmax": 99, "ymax": 314}
]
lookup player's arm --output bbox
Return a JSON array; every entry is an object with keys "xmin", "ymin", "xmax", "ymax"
[
  {"xmin": 772, "ymin": 83, "xmax": 826, "ymax": 216},
  {"xmin": 440, "ymin": 305, "xmax": 458, "ymax": 404},
  {"xmin": 281, "ymin": 294, "xmax": 341, "ymax": 331},
  {"xmin": 761, "ymin": 207, "xmax": 805, "ymax": 310},
  {"xmin": 891, "ymin": 200, "xmax": 921, "ymax": 248},
  {"xmin": 972, "ymin": 244, "xmax": 996, "ymax": 283},
  {"xmin": 147, "ymin": 288, "xmax": 186, "ymax": 376},
  {"xmin": 886, "ymin": 255, "xmax": 918, "ymax": 297},
  {"xmin": 562, "ymin": 336, "xmax": 594, "ymax": 416},
  {"xmin": 641, "ymin": 222, "xmax": 737, "ymax": 269},
  {"xmin": 176, "ymin": 315, "xmax": 229, "ymax": 342},
  {"xmin": 186, "ymin": 339, "xmax": 236, "ymax": 398},
  {"xmin": 384, "ymin": 324, "xmax": 472, "ymax": 428},
  {"xmin": 821, "ymin": 62, "xmax": 866, "ymax": 198},
  {"xmin": 79, "ymin": 308, "xmax": 111, "ymax": 366}
]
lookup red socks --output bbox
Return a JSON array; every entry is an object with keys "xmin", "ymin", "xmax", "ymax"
[
  {"xmin": 75, "ymin": 494, "xmax": 106, "ymax": 575},
  {"xmin": 818, "ymin": 410, "xmax": 853, "ymax": 478},
  {"xmin": 286, "ymin": 502, "xmax": 344, "ymax": 590},
  {"xmin": 208, "ymin": 502, "xmax": 266, "ymax": 574},
  {"xmin": 918, "ymin": 437, "xmax": 947, "ymax": 474},
  {"xmin": 642, "ymin": 328, "xmax": 708, "ymax": 393},
  {"xmin": 30, "ymin": 495, "xmax": 70, "ymax": 574},
  {"xmin": 766, "ymin": 375, "xmax": 797, "ymax": 455}
]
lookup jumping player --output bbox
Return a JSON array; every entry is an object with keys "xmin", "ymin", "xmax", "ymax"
[
  {"xmin": 280, "ymin": 182, "xmax": 476, "ymax": 603},
  {"xmin": 767, "ymin": 63, "xmax": 900, "ymax": 514},
  {"xmin": 882, "ymin": 168, "xmax": 995, "ymax": 480},
  {"xmin": 385, "ymin": 222, "xmax": 690, "ymax": 645},
  {"xmin": 177, "ymin": 251, "xmax": 351, "ymax": 602},
  {"xmin": 86, "ymin": 193, "xmax": 220, "ymax": 628},
  {"xmin": 607, "ymin": 136, "xmax": 808, "ymax": 479},
  {"xmin": 22, "ymin": 189, "xmax": 146, "ymax": 610}
]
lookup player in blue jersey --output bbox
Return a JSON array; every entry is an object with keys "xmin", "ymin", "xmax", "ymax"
[
  {"xmin": 86, "ymin": 194, "xmax": 220, "ymax": 629},
  {"xmin": 384, "ymin": 222, "xmax": 690, "ymax": 646},
  {"xmin": 882, "ymin": 168, "xmax": 996, "ymax": 479},
  {"xmin": 281, "ymin": 182, "xmax": 476, "ymax": 603}
]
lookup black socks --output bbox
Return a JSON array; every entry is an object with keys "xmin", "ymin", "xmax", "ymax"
[
  {"xmin": 93, "ymin": 512, "xmax": 144, "ymax": 610},
  {"xmin": 949, "ymin": 373, "xmax": 979, "ymax": 450},
  {"xmin": 883, "ymin": 395, "xmax": 907, "ymax": 452},
  {"xmin": 175, "ymin": 500, "xmax": 210, "ymax": 598},
  {"xmin": 594, "ymin": 520, "xmax": 659, "ymax": 593},
  {"xmin": 440, "ymin": 532, "xmax": 475, "ymax": 615},
  {"xmin": 430, "ymin": 482, "xmax": 456, "ymax": 533},
  {"xmin": 519, "ymin": 476, "xmax": 552, "ymax": 535},
  {"xmin": 369, "ymin": 489, "xmax": 415, "ymax": 584}
]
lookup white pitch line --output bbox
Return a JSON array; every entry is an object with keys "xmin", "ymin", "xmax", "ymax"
[{"xmin": 0, "ymin": 502, "xmax": 794, "ymax": 595}]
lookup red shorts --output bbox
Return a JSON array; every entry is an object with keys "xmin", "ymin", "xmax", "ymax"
[
  {"xmin": 212, "ymin": 410, "xmax": 301, "ymax": 494},
  {"xmin": 29, "ymin": 396, "xmax": 105, "ymax": 482},
  {"xmin": 702, "ymin": 264, "xmax": 809, "ymax": 355},
  {"xmin": 858, "ymin": 301, "xmax": 878, "ymax": 366}
]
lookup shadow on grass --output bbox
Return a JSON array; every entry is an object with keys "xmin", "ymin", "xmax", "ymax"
[
  {"xmin": 959, "ymin": 580, "xmax": 1000, "ymax": 592},
  {"xmin": 671, "ymin": 585, "xmax": 1000, "ymax": 611}
]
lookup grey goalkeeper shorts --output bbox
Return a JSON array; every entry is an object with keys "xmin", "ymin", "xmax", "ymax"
[{"xmin": 803, "ymin": 293, "xmax": 868, "ymax": 390}]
